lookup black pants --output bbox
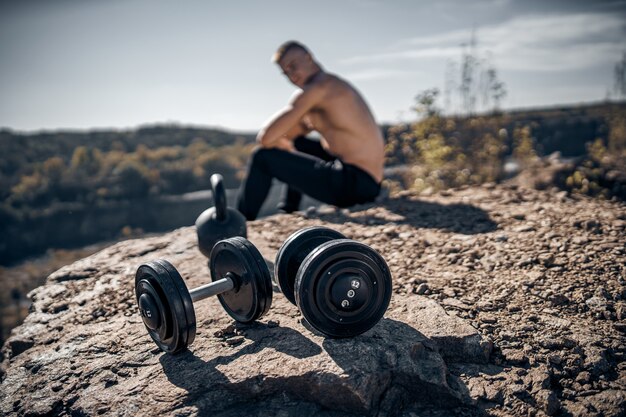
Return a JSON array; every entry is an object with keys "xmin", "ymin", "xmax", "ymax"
[{"xmin": 237, "ymin": 136, "xmax": 381, "ymax": 220}]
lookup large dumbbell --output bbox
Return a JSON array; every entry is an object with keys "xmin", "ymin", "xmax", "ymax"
[
  {"xmin": 195, "ymin": 173, "xmax": 247, "ymax": 257},
  {"xmin": 135, "ymin": 236, "xmax": 272, "ymax": 354},
  {"xmin": 274, "ymin": 226, "xmax": 392, "ymax": 338}
]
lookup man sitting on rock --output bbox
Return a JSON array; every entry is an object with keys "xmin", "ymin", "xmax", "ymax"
[{"xmin": 237, "ymin": 41, "xmax": 385, "ymax": 220}]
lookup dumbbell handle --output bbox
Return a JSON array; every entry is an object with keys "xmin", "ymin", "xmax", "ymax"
[{"xmin": 189, "ymin": 273, "xmax": 235, "ymax": 302}]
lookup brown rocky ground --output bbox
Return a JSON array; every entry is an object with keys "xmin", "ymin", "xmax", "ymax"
[
  {"xmin": 1, "ymin": 183, "xmax": 625, "ymax": 416},
  {"xmin": 0, "ymin": 243, "xmax": 116, "ymax": 347}
]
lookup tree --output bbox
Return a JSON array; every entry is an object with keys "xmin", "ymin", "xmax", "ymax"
[
  {"xmin": 70, "ymin": 146, "xmax": 101, "ymax": 176},
  {"xmin": 43, "ymin": 156, "xmax": 65, "ymax": 185},
  {"xmin": 443, "ymin": 60, "xmax": 457, "ymax": 114},
  {"xmin": 512, "ymin": 126, "xmax": 537, "ymax": 167},
  {"xmin": 412, "ymin": 88, "xmax": 441, "ymax": 118},
  {"xmin": 459, "ymin": 36, "xmax": 478, "ymax": 115},
  {"xmin": 614, "ymin": 51, "xmax": 626, "ymax": 99},
  {"xmin": 443, "ymin": 31, "xmax": 506, "ymax": 115},
  {"xmin": 10, "ymin": 171, "xmax": 46, "ymax": 206},
  {"xmin": 484, "ymin": 67, "xmax": 507, "ymax": 112},
  {"xmin": 112, "ymin": 160, "xmax": 151, "ymax": 198}
]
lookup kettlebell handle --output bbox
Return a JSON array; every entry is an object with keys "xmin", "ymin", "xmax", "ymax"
[{"xmin": 210, "ymin": 174, "xmax": 227, "ymax": 221}]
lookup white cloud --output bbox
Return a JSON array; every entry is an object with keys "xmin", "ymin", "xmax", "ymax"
[
  {"xmin": 340, "ymin": 12, "xmax": 626, "ymax": 72},
  {"xmin": 345, "ymin": 0, "xmax": 383, "ymax": 8},
  {"xmin": 344, "ymin": 68, "xmax": 418, "ymax": 81}
]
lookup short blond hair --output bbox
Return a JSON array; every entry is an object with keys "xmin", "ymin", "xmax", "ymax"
[{"xmin": 272, "ymin": 41, "xmax": 310, "ymax": 63}]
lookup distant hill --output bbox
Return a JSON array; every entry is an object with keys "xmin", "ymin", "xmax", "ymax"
[
  {"xmin": 382, "ymin": 100, "xmax": 626, "ymax": 163},
  {"xmin": 492, "ymin": 101, "xmax": 625, "ymax": 155},
  {"xmin": 0, "ymin": 125, "xmax": 258, "ymax": 265},
  {"xmin": 0, "ymin": 124, "xmax": 256, "ymax": 180}
]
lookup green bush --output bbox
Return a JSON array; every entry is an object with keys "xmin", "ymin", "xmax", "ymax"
[
  {"xmin": 386, "ymin": 114, "xmax": 508, "ymax": 192},
  {"xmin": 111, "ymin": 160, "xmax": 151, "ymax": 199}
]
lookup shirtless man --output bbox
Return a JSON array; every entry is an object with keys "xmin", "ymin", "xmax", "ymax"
[{"xmin": 237, "ymin": 41, "xmax": 385, "ymax": 220}]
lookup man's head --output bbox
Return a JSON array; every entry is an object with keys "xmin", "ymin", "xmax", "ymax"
[{"xmin": 272, "ymin": 41, "xmax": 321, "ymax": 88}]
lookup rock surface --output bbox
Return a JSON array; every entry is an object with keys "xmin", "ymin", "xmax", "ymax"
[{"xmin": 1, "ymin": 183, "xmax": 625, "ymax": 416}]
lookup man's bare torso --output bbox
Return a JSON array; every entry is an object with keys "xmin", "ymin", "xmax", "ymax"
[{"xmin": 299, "ymin": 73, "xmax": 384, "ymax": 183}]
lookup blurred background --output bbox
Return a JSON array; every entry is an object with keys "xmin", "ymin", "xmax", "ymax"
[{"xmin": 1, "ymin": 0, "xmax": 625, "ymax": 345}]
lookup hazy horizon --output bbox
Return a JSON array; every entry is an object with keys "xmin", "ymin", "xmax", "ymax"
[
  {"xmin": 1, "ymin": 98, "xmax": 624, "ymax": 136},
  {"xmin": 1, "ymin": 0, "xmax": 625, "ymax": 132}
]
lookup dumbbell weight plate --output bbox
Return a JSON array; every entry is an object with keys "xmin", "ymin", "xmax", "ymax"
[
  {"xmin": 295, "ymin": 239, "xmax": 392, "ymax": 338},
  {"xmin": 135, "ymin": 259, "xmax": 196, "ymax": 354},
  {"xmin": 210, "ymin": 237, "xmax": 273, "ymax": 323},
  {"xmin": 275, "ymin": 226, "xmax": 346, "ymax": 305}
]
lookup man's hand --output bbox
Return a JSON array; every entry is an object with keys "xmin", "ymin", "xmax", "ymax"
[
  {"xmin": 258, "ymin": 117, "xmax": 311, "ymax": 150},
  {"xmin": 268, "ymin": 136, "xmax": 296, "ymax": 152},
  {"xmin": 257, "ymin": 86, "xmax": 323, "ymax": 147}
]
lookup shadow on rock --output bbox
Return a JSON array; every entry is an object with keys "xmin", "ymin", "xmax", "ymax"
[
  {"xmin": 159, "ymin": 322, "xmax": 322, "ymax": 414},
  {"xmin": 320, "ymin": 318, "xmax": 474, "ymax": 412},
  {"xmin": 317, "ymin": 195, "xmax": 498, "ymax": 235}
]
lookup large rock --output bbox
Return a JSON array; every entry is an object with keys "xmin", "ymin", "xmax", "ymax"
[
  {"xmin": 0, "ymin": 224, "xmax": 489, "ymax": 416},
  {"xmin": 4, "ymin": 183, "xmax": 625, "ymax": 417},
  {"xmin": 390, "ymin": 298, "xmax": 492, "ymax": 364}
]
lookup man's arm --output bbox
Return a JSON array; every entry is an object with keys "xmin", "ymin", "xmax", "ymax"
[
  {"xmin": 267, "ymin": 122, "xmax": 312, "ymax": 151},
  {"xmin": 257, "ymin": 87, "xmax": 322, "ymax": 148}
]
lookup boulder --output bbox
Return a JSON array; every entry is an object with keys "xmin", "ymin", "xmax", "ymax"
[{"xmin": 0, "ymin": 225, "xmax": 489, "ymax": 416}]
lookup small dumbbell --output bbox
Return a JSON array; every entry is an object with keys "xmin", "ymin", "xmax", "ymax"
[
  {"xmin": 135, "ymin": 236, "xmax": 272, "ymax": 354},
  {"xmin": 274, "ymin": 226, "xmax": 392, "ymax": 338}
]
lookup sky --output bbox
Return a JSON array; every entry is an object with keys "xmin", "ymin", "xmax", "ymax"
[{"xmin": 1, "ymin": 0, "xmax": 625, "ymax": 133}]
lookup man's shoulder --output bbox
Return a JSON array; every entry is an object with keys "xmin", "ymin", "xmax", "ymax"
[
  {"xmin": 305, "ymin": 73, "xmax": 350, "ymax": 95},
  {"xmin": 318, "ymin": 73, "xmax": 345, "ymax": 87}
]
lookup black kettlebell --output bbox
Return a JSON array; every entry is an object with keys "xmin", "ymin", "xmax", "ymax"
[{"xmin": 195, "ymin": 173, "xmax": 247, "ymax": 257}]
